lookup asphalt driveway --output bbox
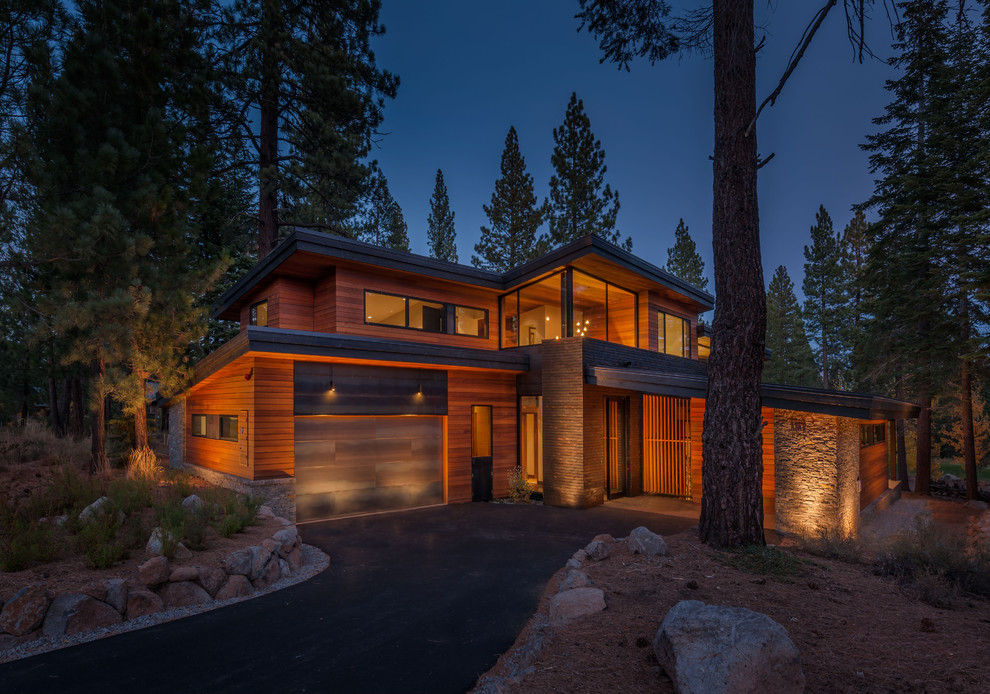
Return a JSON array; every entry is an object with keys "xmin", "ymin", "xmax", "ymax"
[{"xmin": 0, "ymin": 503, "xmax": 695, "ymax": 694}]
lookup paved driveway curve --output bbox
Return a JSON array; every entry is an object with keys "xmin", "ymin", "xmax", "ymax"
[{"xmin": 0, "ymin": 503, "xmax": 694, "ymax": 694}]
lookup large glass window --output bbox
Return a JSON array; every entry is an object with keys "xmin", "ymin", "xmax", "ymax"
[
  {"xmin": 572, "ymin": 271, "xmax": 607, "ymax": 341},
  {"xmin": 500, "ymin": 273, "xmax": 563, "ymax": 347},
  {"xmin": 365, "ymin": 291, "xmax": 406, "ymax": 327},
  {"xmin": 658, "ymin": 311, "xmax": 690, "ymax": 358},
  {"xmin": 455, "ymin": 306, "xmax": 488, "ymax": 338},
  {"xmin": 409, "ymin": 298, "xmax": 445, "ymax": 332}
]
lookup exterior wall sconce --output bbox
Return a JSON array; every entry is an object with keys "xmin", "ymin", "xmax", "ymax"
[
  {"xmin": 416, "ymin": 383, "xmax": 423, "ymax": 396},
  {"xmin": 329, "ymin": 379, "xmax": 335, "ymax": 393}
]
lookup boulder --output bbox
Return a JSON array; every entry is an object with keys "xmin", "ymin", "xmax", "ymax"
[
  {"xmin": 261, "ymin": 538, "xmax": 279, "ymax": 555},
  {"xmin": 126, "ymin": 588, "xmax": 164, "ymax": 620},
  {"xmin": 549, "ymin": 587, "xmax": 606, "ymax": 625},
  {"xmin": 279, "ymin": 558, "xmax": 291, "ymax": 578},
  {"xmin": 138, "ymin": 556, "xmax": 170, "ymax": 587},
  {"xmin": 571, "ymin": 549, "xmax": 588, "ymax": 562},
  {"xmin": 42, "ymin": 593, "xmax": 121, "ymax": 637},
  {"xmin": 173, "ymin": 543, "xmax": 193, "ymax": 561},
  {"xmin": 196, "ymin": 566, "xmax": 228, "ymax": 597},
  {"xmin": 169, "ymin": 566, "xmax": 200, "ymax": 582},
  {"xmin": 565, "ymin": 558, "xmax": 582, "ymax": 570},
  {"xmin": 272, "ymin": 516, "xmax": 293, "ymax": 527},
  {"xmin": 81, "ymin": 580, "xmax": 107, "ymax": 603},
  {"xmin": 627, "ymin": 526, "xmax": 668, "ymax": 557},
  {"xmin": 583, "ymin": 539, "xmax": 610, "ymax": 562},
  {"xmin": 104, "ymin": 579, "xmax": 129, "ymax": 615},
  {"xmin": 653, "ymin": 600, "xmax": 804, "ymax": 694},
  {"xmin": 592, "ymin": 533, "xmax": 615, "ymax": 543},
  {"xmin": 559, "ymin": 570, "xmax": 593, "ymax": 592},
  {"xmin": 0, "ymin": 633, "xmax": 21, "ymax": 651},
  {"xmin": 181, "ymin": 494, "xmax": 204, "ymax": 512},
  {"xmin": 215, "ymin": 575, "xmax": 254, "ymax": 601},
  {"xmin": 286, "ymin": 546, "xmax": 304, "ymax": 571},
  {"xmin": 145, "ymin": 527, "xmax": 174, "ymax": 556},
  {"xmin": 224, "ymin": 545, "xmax": 272, "ymax": 580},
  {"xmin": 160, "ymin": 581, "xmax": 212, "ymax": 608},
  {"xmin": 251, "ymin": 555, "xmax": 281, "ymax": 590},
  {"xmin": 0, "ymin": 583, "xmax": 50, "ymax": 636},
  {"xmin": 256, "ymin": 505, "xmax": 276, "ymax": 520},
  {"xmin": 273, "ymin": 527, "xmax": 299, "ymax": 555},
  {"xmin": 79, "ymin": 496, "xmax": 111, "ymax": 523}
]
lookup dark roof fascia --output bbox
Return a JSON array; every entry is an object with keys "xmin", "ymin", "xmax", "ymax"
[
  {"xmin": 243, "ymin": 327, "xmax": 529, "ymax": 372},
  {"xmin": 588, "ymin": 366, "xmax": 920, "ymax": 420},
  {"xmin": 503, "ymin": 235, "xmax": 715, "ymax": 310},
  {"xmin": 214, "ymin": 230, "xmax": 503, "ymax": 319}
]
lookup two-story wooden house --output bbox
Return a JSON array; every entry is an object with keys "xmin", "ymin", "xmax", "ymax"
[{"xmin": 166, "ymin": 230, "xmax": 918, "ymax": 538}]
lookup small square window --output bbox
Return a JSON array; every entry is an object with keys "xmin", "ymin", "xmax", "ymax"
[
  {"xmin": 455, "ymin": 306, "xmax": 488, "ymax": 338},
  {"xmin": 219, "ymin": 415, "xmax": 238, "ymax": 441},
  {"xmin": 249, "ymin": 300, "xmax": 268, "ymax": 327},
  {"xmin": 191, "ymin": 414, "xmax": 207, "ymax": 437}
]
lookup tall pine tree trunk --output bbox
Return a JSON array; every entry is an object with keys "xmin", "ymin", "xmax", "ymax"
[
  {"xmin": 895, "ymin": 385, "xmax": 910, "ymax": 492},
  {"xmin": 90, "ymin": 357, "xmax": 107, "ymax": 474},
  {"xmin": 133, "ymin": 369, "xmax": 149, "ymax": 450},
  {"xmin": 916, "ymin": 388, "xmax": 932, "ymax": 496},
  {"xmin": 47, "ymin": 376, "xmax": 60, "ymax": 434},
  {"xmin": 258, "ymin": 0, "xmax": 280, "ymax": 260},
  {"xmin": 58, "ymin": 379, "xmax": 71, "ymax": 436},
  {"xmin": 699, "ymin": 0, "xmax": 766, "ymax": 548},
  {"xmin": 959, "ymin": 296, "xmax": 977, "ymax": 500}
]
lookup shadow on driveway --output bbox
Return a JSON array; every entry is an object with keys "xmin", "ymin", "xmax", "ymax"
[{"xmin": 0, "ymin": 503, "xmax": 695, "ymax": 694}]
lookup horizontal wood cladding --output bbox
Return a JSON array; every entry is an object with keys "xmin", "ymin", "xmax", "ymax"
[
  {"xmin": 689, "ymin": 399, "xmax": 776, "ymax": 514},
  {"xmin": 314, "ymin": 270, "xmax": 336, "ymax": 333},
  {"xmin": 238, "ymin": 277, "xmax": 315, "ymax": 332},
  {"xmin": 446, "ymin": 370, "xmax": 517, "ymax": 503},
  {"xmin": 185, "ymin": 355, "xmax": 255, "ymax": 478},
  {"xmin": 329, "ymin": 265, "xmax": 501, "ymax": 349},
  {"xmin": 251, "ymin": 357, "xmax": 295, "ymax": 479},
  {"xmin": 859, "ymin": 431, "xmax": 889, "ymax": 510}
]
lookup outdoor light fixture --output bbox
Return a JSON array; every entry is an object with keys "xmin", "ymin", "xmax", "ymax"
[
  {"xmin": 329, "ymin": 379, "xmax": 335, "ymax": 393},
  {"xmin": 416, "ymin": 383, "xmax": 423, "ymax": 395}
]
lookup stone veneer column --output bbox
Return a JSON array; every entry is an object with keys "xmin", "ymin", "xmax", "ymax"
[
  {"xmin": 167, "ymin": 396, "xmax": 185, "ymax": 469},
  {"xmin": 835, "ymin": 417, "xmax": 862, "ymax": 537},
  {"xmin": 774, "ymin": 409, "xmax": 842, "ymax": 538},
  {"xmin": 541, "ymin": 338, "xmax": 590, "ymax": 508}
]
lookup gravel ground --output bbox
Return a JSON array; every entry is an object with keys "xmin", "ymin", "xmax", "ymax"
[{"xmin": 0, "ymin": 544, "xmax": 330, "ymax": 665}]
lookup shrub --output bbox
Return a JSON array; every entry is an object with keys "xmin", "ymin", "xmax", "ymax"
[
  {"xmin": 210, "ymin": 492, "xmax": 261, "ymax": 538},
  {"xmin": 507, "ymin": 466, "xmax": 535, "ymax": 503},
  {"xmin": 0, "ymin": 509, "xmax": 60, "ymax": 571},
  {"xmin": 801, "ymin": 525, "xmax": 865, "ymax": 563},
  {"xmin": 0, "ymin": 420, "xmax": 89, "ymax": 466},
  {"xmin": 74, "ymin": 508, "xmax": 127, "ymax": 569},
  {"xmin": 126, "ymin": 446, "xmax": 162, "ymax": 482},
  {"xmin": 719, "ymin": 545, "xmax": 813, "ymax": 579},
  {"xmin": 41, "ymin": 464, "xmax": 104, "ymax": 517},
  {"xmin": 107, "ymin": 477, "xmax": 155, "ymax": 516}
]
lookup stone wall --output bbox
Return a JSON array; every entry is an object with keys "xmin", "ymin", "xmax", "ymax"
[
  {"xmin": 173, "ymin": 461, "xmax": 297, "ymax": 523},
  {"xmin": 542, "ymin": 339, "xmax": 589, "ymax": 507},
  {"xmin": 167, "ymin": 397, "xmax": 185, "ymax": 469},
  {"xmin": 773, "ymin": 410, "xmax": 861, "ymax": 538}
]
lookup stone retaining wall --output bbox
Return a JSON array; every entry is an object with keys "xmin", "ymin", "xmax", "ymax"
[
  {"xmin": 0, "ymin": 508, "xmax": 303, "ymax": 651},
  {"xmin": 172, "ymin": 461, "xmax": 296, "ymax": 522}
]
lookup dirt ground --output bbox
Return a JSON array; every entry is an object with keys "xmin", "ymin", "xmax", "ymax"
[{"xmin": 476, "ymin": 498, "xmax": 990, "ymax": 694}]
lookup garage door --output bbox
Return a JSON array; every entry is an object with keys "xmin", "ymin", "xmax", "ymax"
[{"xmin": 295, "ymin": 416, "xmax": 443, "ymax": 521}]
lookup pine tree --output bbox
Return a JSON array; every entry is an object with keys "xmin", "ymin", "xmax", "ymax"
[
  {"xmin": 839, "ymin": 210, "xmax": 871, "ymax": 389},
  {"xmin": 665, "ymin": 218, "xmax": 708, "ymax": 290},
  {"xmin": 764, "ymin": 266, "xmax": 818, "ymax": 387},
  {"xmin": 802, "ymin": 205, "xmax": 845, "ymax": 390},
  {"xmin": 546, "ymin": 92, "xmax": 629, "ymax": 250},
  {"xmin": 427, "ymin": 169, "xmax": 457, "ymax": 262},
  {"xmin": 859, "ymin": 0, "xmax": 957, "ymax": 495},
  {"xmin": 473, "ymin": 127, "xmax": 545, "ymax": 271},
  {"xmin": 223, "ymin": 0, "xmax": 399, "ymax": 257},
  {"xmin": 360, "ymin": 174, "xmax": 409, "ymax": 252}
]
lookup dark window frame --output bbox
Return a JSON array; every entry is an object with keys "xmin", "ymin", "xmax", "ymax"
[
  {"xmin": 192, "ymin": 413, "xmax": 239, "ymax": 442},
  {"xmin": 453, "ymin": 304, "xmax": 490, "ymax": 338},
  {"xmin": 364, "ymin": 290, "xmax": 489, "ymax": 339},
  {"xmin": 657, "ymin": 310, "xmax": 691, "ymax": 358},
  {"xmin": 191, "ymin": 414, "xmax": 207, "ymax": 437},
  {"xmin": 218, "ymin": 415, "xmax": 239, "ymax": 442}
]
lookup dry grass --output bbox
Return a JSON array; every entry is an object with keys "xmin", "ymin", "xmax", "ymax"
[
  {"xmin": 126, "ymin": 446, "xmax": 163, "ymax": 481},
  {"xmin": 0, "ymin": 420, "xmax": 89, "ymax": 467}
]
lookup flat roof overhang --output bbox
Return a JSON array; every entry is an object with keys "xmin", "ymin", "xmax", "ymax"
[
  {"xmin": 587, "ymin": 366, "xmax": 921, "ymax": 420},
  {"xmin": 189, "ymin": 327, "xmax": 529, "ymax": 389}
]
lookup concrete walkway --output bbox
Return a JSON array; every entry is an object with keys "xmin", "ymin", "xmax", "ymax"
[{"xmin": 0, "ymin": 503, "xmax": 695, "ymax": 694}]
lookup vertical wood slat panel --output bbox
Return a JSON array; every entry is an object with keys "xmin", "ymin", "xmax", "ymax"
[{"xmin": 642, "ymin": 394, "xmax": 691, "ymax": 497}]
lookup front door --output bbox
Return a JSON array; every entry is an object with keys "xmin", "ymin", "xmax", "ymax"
[
  {"xmin": 605, "ymin": 396, "xmax": 628, "ymax": 499},
  {"xmin": 471, "ymin": 405, "xmax": 493, "ymax": 501}
]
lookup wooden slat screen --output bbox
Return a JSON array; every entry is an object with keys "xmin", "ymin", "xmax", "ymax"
[{"xmin": 643, "ymin": 394, "xmax": 691, "ymax": 497}]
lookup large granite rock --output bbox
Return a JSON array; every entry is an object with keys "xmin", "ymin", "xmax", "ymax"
[
  {"xmin": 42, "ymin": 593, "xmax": 122, "ymax": 637},
  {"xmin": 627, "ymin": 526, "xmax": 668, "ymax": 557},
  {"xmin": 160, "ymin": 581, "xmax": 212, "ymax": 608},
  {"xmin": 126, "ymin": 588, "xmax": 164, "ymax": 620},
  {"xmin": 0, "ymin": 583, "xmax": 50, "ymax": 636},
  {"xmin": 273, "ymin": 527, "xmax": 299, "ymax": 555},
  {"xmin": 138, "ymin": 556, "xmax": 170, "ymax": 587},
  {"xmin": 145, "ymin": 527, "xmax": 174, "ymax": 556},
  {"xmin": 181, "ymin": 494, "xmax": 204, "ymax": 512},
  {"xmin": 169, "ymin": 566, "xmax": 200, "ymax": 582},
  {"xmin": 215, "ymin": 575, "xmax": 254, "ymax": 601},
  {"xmin": 224, "ymin": 545, "xmax": 273, "ymax": 581},
  {"xmin": 251, "ymin": 555, "xmax": 281, "ymax": 590},
  {"xmin": 548, "ymin": 587, "xmax": 606, "ymax": 625},
  {"xmin": 653, "ymin": 600, "xmax": 805, "ymax": 694},
  {"xmin": 559, "ymin": 570, "xmax": 593, "ymax": 592},
  {"xmin": 79, "ymin": 496, "xmax": 111, "ymax": 523},
  {"xmin": 196, "ymin": 566, "xmax": 228, "ymax": 597},
  {"xmin": 583, "ymin": 540, "xmax": 610, "ymax": 562}
]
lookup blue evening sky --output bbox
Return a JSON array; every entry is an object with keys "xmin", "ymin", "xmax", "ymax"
[{"xmin": 370, "ymin": 1, "xmax": 899, "ymax": 304}]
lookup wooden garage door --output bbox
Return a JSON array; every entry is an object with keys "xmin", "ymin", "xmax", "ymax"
[{"xmin": 295, "ymin": 416, "xmax": 443, "ymax": 521}]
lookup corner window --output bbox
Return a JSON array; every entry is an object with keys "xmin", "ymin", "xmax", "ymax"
[
  {"xmin": 249, "ymin": 300, "xmax": 268, "ymax": 327},
  {"xmin": 658, "ymin": 311, "xmax": 690, "ymax": 358}
]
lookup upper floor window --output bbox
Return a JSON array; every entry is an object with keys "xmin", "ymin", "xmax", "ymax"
[
  {"xmin": 860, "ymin": 423, "xmax": 886, "ymax": 448},
  {"xmin": 658, "ymin": 311, "xmax": 690, "ymax": 358},
  {"xmin": 364, "ymin": 290, "xmax": 488, "ymax": 338},
  {"xmin": 249, "ymin": 300, "xmax": 268, "ymax": 327},
  {"xmin": 502, "ymin": 273, "xmax": 563, "ymax": 347}
]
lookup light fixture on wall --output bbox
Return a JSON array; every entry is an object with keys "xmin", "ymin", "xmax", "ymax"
[
  {"xmin": 416, "ymin": 383, "xmax": 423, "ymax": 396},
  {"xmin": 328, "ymin": 379, "xmax": 335, "ymax": 393}
]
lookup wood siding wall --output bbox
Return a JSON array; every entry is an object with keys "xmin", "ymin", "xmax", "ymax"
[
  {"xmin": 238, "ymin": 277, "xmax": 315, "ymax": 332},
  {"xmin": 446, "ymin": 370, "xmax": 518, "ymax": 503},
  {"xmin": 689, "ymin": 398, "xmax": 776, "ymax": 514},
  {"xmin": 325, "ymin": 266, "xmax": 501, "ymax": 349},
  {"xmin": 859, "ymin": 423, "xmax": 890, "ymax": 510},
  {"xmin": 646, "ymin": 291, "xmax": 700, "ymax": 359}
]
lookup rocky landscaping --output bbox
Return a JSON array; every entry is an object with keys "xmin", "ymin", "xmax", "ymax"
[{"xmin": 474, "ymin": 499, "xmax": 990, "ymax": 694}]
